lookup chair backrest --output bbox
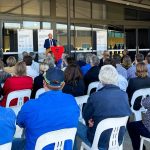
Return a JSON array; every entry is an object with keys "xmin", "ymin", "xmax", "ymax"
[
  {"xmin": 35, "ymin": 88, "xmax": 45, "ymax": 98},
  {"xmin": 131, "ymin": 88, "xmax": 150, "ymax": 121},
  {"xmin": 35, "ymin": 128, "xmax": 77, "ymax": 150},
  {"xmin": 6, "ymin": 89, "xmax": 31, "ymax": 108},
  {"xmin": 87, "ymin": 81, "xmax": 99, "ymax": 95},
  {"xmin": 0, "ymin": 142, "xmax": 12, "ymax": 150},
  {"xmin": 91, "ymin": 116, "xmax": 128, "ymax": 150},
  {"xmin": 75, "ymin": 95, "xmax": 89, "ymax": 123}
]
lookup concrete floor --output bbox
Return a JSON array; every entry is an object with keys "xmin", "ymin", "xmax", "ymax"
[
  {"xmin": 77, "ymin": 130, "xmax": 150, "ymax": 150},
  {"xmin": 123, "ymin": 131, "xmax": 150, "ymax": 150}
]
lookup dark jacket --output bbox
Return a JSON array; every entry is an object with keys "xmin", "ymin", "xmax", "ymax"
[
  {"xmin": 76, "ymin": 61, "xmax": 86, "ymax": 68},
  {"xmin": 83, "ymin": 85, "xmax": 131, "ymax": 148},
  {"xmin": 127, "ymin": 77, "xmax": 150, "ymax": 109},
  {"xmin": 99, "ymin": 58, "xmax": 104, "ymax": 68},
  {"xmin": 31, "ymin": 74, "xmax": 44, "ymax": 98},
  {"xmin": 84, "ymin": 66, "xmax": 100, "ymax": 92},
  {"xmin": 63, "ymin": 79, "xmax": 85, "ymax": 97},
  {"xmin": 44, "ymin": 38, "xmax": 57, "ymax": 49}
]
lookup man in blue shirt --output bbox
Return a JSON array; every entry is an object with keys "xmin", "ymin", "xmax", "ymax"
[
  {"xmin": 0, "ymin": 106, "xmax": 16, "ymax": 145},
  {"xmin": 16, "ymin": 68, "xmax": 79, "ymax": 150},
  {"xmin": 127, "ymin": 53, "xmax": 144, "ymax": 79},
  {"xmin": 113, "ymin": 54, "xmax": 127, "ymax": 79}
]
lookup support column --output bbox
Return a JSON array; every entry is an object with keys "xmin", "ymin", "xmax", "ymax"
[
  {"xmin": 136, "ymin": 28, "xmax": 139, "ymax": 53},
  {"xmin": 0, "ymin": 21, "xmax": 3, "ymax": 49},
  {"xmin": 50, "ymin": 0, "xmax": 56, "ymax": 39},
  {"xmin": 67, "ymin": 0, "xmax": 71, "ymax": 54}
]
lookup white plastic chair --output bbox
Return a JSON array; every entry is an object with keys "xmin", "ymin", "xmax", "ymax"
[
  {"xmin": 6, "ymin": 89, "xmax": 31, "ymax": 108},
  {"xmin": 140, "ymin": 136, "xmax": 150, "ymax": 150},
  {"xmin": 6, "ymin": 89, "xmax": 31, "ymax": 138},
  {"xmin": 87, "ymin": 81, "xmax": 99, "ymax": 95},
  {"xmin": 131, "ymin": 88, "xmax": 150, "ymax": 121},
  {"xmin": 35, "ymin": 88, "xmax": 45, "ymax": 98},
  {"xmin": 35, "ymin": 128, "xmax": 77, "ymax": 150},
  {"xmin": 80, "ymin": 116, "xmax": 128, "ymax": 150},
  {"xmin": 0, "ymin": 142, "xmax": 12, "ymax": 150},
  {"xmin": 75, "ymin": 95, "xmax": 89, "ymax": 123}
]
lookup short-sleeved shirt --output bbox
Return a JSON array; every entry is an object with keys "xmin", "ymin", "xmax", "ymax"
[
  {"xmin": 0, "ymin": 106, "xmax": 16, "ymax": 144},
  {"xmin": 17, "ymin": 90, "xmax": 79, "ymax": 150}
]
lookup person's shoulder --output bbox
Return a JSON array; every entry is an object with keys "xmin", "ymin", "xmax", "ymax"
[
  {"xmin": 21, "ymin": 76, "xmax": 33, "ymax": 82},
  {"xmin": 19, "ymin": 99, "xmax": 36, "ymax": 113},
  {"xmin": 61, "ymin": 92, "xmax": 79, "ymax": 106},
  {"xmin": 118, "ymin": 74, "xmax": 127, "ymax": 82},
  {"xmin": 2, "ymin": 107, "xmax": 16, "ymax": 119}
]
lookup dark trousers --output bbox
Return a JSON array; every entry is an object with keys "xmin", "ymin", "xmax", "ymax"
[{"xmin": 127, "ymin": 121, "xmax": 150, "ymax": 150}]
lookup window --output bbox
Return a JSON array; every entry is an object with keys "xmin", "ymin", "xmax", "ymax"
[{"xmin": 23, "ymin": 21, "xmax": 40, "ymax": 29}]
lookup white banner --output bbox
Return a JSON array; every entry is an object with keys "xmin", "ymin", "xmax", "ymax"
[
  {"xmin": 17, "ymin": 29, "xmax": 33, "ymax": 54},
  {"xmin": 38, "ymin": 29, "xmax": 53, "ymax": 53},
  {"xmin": 96, "ymin": 30, "xmax": 107, "ymax": 51}
]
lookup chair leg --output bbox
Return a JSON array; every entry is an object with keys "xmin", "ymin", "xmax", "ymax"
[
  {"xmin": 80, "ymin": 145, "xmax": 84, "ymax": 150},
  {"xmin": 140, "ymin": 138, "xmax": 144, "ymax": 150}
]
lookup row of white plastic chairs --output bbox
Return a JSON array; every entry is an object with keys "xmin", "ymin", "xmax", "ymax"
[{"xmin": 1, "ymin": 82, "xmax": 150, "ymax": 150}]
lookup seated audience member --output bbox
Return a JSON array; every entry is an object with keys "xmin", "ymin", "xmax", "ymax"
[
  {"xmin": 0, "ymin": 61, "xmax": 33, "ymax": 107},
  {"xmin": 4, "ymin": 56, "xmax": 16, "ymax": 75},
  {"xmin": 127, "ymin": 62, "xmax": 150, "ymax": 106},
  {"xmin": 81, "ymin": 53, "xmax": 92, "ymax": 76},
  {"xmin": 76, "ymin": 53, "xmax": 86, "ymax": 67},
  {"xmin": 127, "ymin": 53, "xmax": 144, "ymax": 79},
  {"xmin": 67, "ymin": 56, "xmax": 76, "ymax": 65},
  {"xmin": 46, "ymin": 51, "xmax": 54, "ymax": 58},
  {"xmin": 23, "ymin": 55, "xmax": 39, "ymax": 79},
  {"xmin": 0, "ymin": 60, "xmax": 11, "ymax": 84},
  {"xmin": 0, "ymin": 106, "xmax": 16, "ymax": 145},
  {"xmin": 84, "ymin": 54, "xmax": 100, "ymax": 91},
  {"xmin": 31, "ymin": 62, "xmax": 49, "ymax": 98},
  {"xmin": 122, "ymin": 55, "xmax": 132, "ymax": 70},
  {"xmin": 76, "ymin": 65, "xmax": 131, "ymax": 149},
  {"xmin": 0, "ymin": 48, "xmax": 3, "ymax": 61},
  {"xmin": 62, "ymin": 56, "xmax": 76, "ymax": 71},
  {"xmin": 61, "ymin": 53, "xmax": 69, "ymax": 71},
  {"xmin": 145, "ymin": 54, "xmax": 150, "ymax": 77},
  {"xmin": 99, "ymin": 50, "xmax": 110, "ymax": 68},
  {"xmin": 63, "ymin": 64, "xmax": 85, "ymax": 97},
  {"xmin": 18, "ymin": 51, "xmax": 28, "ymax": 61},
  {"xmin": 29, "ymin": 52, "xmax": 39, "ymax": 74},
  {"xmin": 16, "ymin": 68, "xmax": 79, "ymax": 150},
  {"xmin": 121, "ymin": 49, "xmax": 129, "ymax": 63},
  {"xmin": 113, "ymin": 54, "xmax": 127, "ymax": 79},
  {"xmin": 128, "ymin": 96, "xmax": 150, "ymax": 150},
  {"xmin": 43, "ymin": 56, "xmax": 55, "ymax": 68},
  {"xmin": 98, "ymin": 58, "xmax": 128, "ymax": 92}
]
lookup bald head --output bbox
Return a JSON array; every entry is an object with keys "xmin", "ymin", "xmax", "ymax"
[{"xmin": 103, "ymin": 50, "xmax": 110, "ymax": 59}]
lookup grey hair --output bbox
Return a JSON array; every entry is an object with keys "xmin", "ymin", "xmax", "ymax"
[
  {"xmin": 43, "ymin": 56, "xmax": 55, "ymax": 68},
  {"xmin": 90, "ymin": 54, "xmax": 99, "ymax": 66},
  {"xmin": 29, "ymin": 52, "xmax": 36, "ymax": 60},
  {"xmin": 22, "ymin": 51, "xmax": 28, "ymax": 57},
  {"xmin": 76, "ymin": 53, "xmax": 85, "ymax": 61},
  {"xmin": 99, "ymin": 65, "xmax": 118, "ymax": 85},
  {"xmin": 85, "ymin": 53, "xmax": 92, "ymax": 64}
]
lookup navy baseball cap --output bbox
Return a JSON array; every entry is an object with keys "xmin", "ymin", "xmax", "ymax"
[{"xmin": 44, "ymin": 68, "xmax": 64, "ymax": 87}]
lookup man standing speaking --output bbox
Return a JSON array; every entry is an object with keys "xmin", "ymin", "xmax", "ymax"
[{"xmin": 44, "ymin": 33, "xmax": 57, "ymax": 51}]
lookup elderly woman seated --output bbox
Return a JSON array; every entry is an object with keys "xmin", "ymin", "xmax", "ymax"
[
  {"xmin": 0, "ymin": 61, "xmax": 33, "ymax": 107},
  {"xmin": 127, "ymin": 62, "xmax": 150, "ymax": 107},
  {"xmin": 75, "ymin": 65, "xmax": 131, "ymax": 150}
]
